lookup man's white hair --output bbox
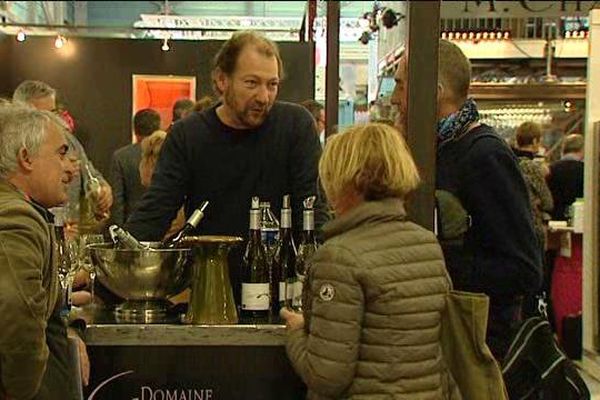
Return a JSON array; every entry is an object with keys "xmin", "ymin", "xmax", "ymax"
[
  {"xmin": 12, "ymin": 80, "xmax": 56, "ymax": 104},
  {"xmin": 0, "ymin": 102, "xmax": 67, "ymax": 178}
]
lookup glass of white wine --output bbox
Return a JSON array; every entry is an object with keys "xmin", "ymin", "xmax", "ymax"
[{"xmin": 79, "ymin": 234, "xmax": 105, "ymax": 309}]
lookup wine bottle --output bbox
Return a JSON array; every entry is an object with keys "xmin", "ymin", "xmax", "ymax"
[
  {"xmin": 83, "ymin": 163, "xmax": 103, "ymax": 217},
  {"xmin": 259, "ymin": 201, "xmax": 279, "ymax": 257},
  {"xmin": 161, "ymin": 201, "xmax": 209, "ymax": 248},
  {"xmin": 272, "ymin": 194, "xmax": 297, "ymax": 317},
  {"xmin": 108, "ymin": 225, "xmax": 150, "ymax": 250},
  {"xmin": 294, "ymin": 196, "xmax": 318, "ymax": 310},
  {"xmin": 240, "ymin": 197, "xmax": 271, "ymax": 323}
]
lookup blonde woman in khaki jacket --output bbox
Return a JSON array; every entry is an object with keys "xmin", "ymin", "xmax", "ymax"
[{"xmin": 281, "ymin": 123, "xmax": 455, "ymax": 399}]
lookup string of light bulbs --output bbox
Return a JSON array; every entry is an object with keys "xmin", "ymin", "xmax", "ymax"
[{"xmin": 13, "ymin": 30, "xmax": 172, "ymax": 52}]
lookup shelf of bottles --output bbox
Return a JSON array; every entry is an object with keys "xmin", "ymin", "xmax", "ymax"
[{"xmin": 478, "ymin": 102, "xmax": 575, "ymax": 141}]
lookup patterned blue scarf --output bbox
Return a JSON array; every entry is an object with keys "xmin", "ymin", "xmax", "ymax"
[{"xmin": 437, "ymin": 98, "xmax": 480, "ymax": 148}]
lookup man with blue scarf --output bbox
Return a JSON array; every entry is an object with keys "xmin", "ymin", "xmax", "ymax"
[{"xmin": 391, "ymin": 40, "xmax": 542, "ymax": 361}]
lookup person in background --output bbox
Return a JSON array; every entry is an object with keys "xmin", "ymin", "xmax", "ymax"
[
  {"xmin": 391, "ymin": 40, "xmax": 541, "ymax": 361},
  {"xmin": 138, "ymin": 130, "xmax": 185, "ymax": 238},
  {"xmin": 171, "ymin": 98, "xmax": 195, "ymax": 125},
  {"xmin": 0, "ymin": 102, "xmax": 88, "ymax": 399},
  {"xmin": 126, "ymin": 30, "xmax": 326, "ymax": 304},
  {"xmin": 281, "ymin": 123, "xmax": 455, "ymax": 399},
  {"xmin": 513, "ymin": 121, "xmax": 554, "ymax": 318},
  {"xmin": 300, "ymin": 99, "xmax": 325, "ymax": 146},
  {"xmin": 193, "ymin": 96, "xmax": 215, "ymax": 113},
  {"xmin": 547, "ymin": 134, "xmax": 585, "ymax": 343},
  {"xmin": 12, "ymin": 80, "xmax": 113, "ymax": 237},
  {"xmin": 513, "ymin": 121, "xmax": 553, "ymax": 254},
  {"xmin": 108, "ymin": 108, "xmax": 161, "ymax": 226},
  {"xmin": 547, "ymin": 134, "xmax": 584, "ymax": 222}
]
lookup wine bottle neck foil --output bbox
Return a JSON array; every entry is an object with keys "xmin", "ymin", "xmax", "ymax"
[
  {"xmin": 249, "ymin": 209, "xmax": 261, "ymax": 230},
  {"xmin": 281, "ymin": 208, "xmax": 292, "ymax": 229},
  {"xmin": 303, "ymin": 210, "xmax": 314, "ymax": 231}
]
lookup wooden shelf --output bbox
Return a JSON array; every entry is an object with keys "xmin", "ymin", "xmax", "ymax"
[{"xmin": 469, "ymin": 83, "xmax": 587, "ymax": 100}]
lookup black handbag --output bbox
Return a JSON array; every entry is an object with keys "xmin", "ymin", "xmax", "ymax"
[{"xmin": 501, "ymin": 298, "xmax": 590, "ymax": 400}]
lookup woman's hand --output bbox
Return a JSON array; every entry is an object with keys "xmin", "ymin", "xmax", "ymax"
[{"xmin": 280, "ymin": 308, "xmax": 305, "ymax": 331}]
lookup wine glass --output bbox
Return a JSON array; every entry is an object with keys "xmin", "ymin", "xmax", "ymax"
[
  {"xmin": 79, "ymin": 234, "xmax": 104, "ymax": 309},
  {"xmin": 58, "ymin": 239, "xmax": 81, "ymax": 314}
]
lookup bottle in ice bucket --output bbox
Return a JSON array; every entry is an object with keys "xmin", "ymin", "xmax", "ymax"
[
  {"xmin": 162, "ymin": 201, "xmax": 209, "ymax": 248},
  {"xmin": 240, "ymin": 197, "xmax": 271, "ymax": 323},
  {"xmin": 108, "ymin": 225, "xmax": 149, "ymax": 250},
  {"xmin": 295, "ymin": 196, "xmax": 319, "ymax": 310}
]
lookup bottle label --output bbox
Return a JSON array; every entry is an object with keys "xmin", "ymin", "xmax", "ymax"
[
  {"xmin": 261, "ymin": 228, "xmax": 279, "ymax": 247},
  {"xmin": 278, "ymin": 281, "xmax": 294, "ymax": 302},
  {"xmin": 241, "ymin": 283, "xmax": 270, "ymax": 310}
]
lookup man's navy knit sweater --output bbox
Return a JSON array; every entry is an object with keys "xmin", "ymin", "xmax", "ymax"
[{"xmin": 126, "ymin": 101, "xmax": 327, "ymax": 241}]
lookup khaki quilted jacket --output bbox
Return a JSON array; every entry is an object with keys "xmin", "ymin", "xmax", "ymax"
[{"xmin": 286, "ymin": 198, "xmax": 455, "ymax": 399}]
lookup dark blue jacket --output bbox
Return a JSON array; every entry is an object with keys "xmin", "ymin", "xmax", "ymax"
[{"xmin": 436, "ymin": 124, "xmax": 542, "ymax": 359}]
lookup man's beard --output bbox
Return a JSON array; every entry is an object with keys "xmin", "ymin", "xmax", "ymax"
[{"xmin": 224, "ymin": 89, "xmax": 269, "ymax": 129}]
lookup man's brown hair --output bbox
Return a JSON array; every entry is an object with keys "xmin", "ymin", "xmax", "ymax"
[
  {"xmin": 438, "ymin": 39, "xmax": 471, "ymax": 105},
  {"xmin": 212, "ymin": 31, "xmax": 284, "ymax": 94},
  {"xmin": 516, "ymin": 121, "xmax": 543, "ymax": 147}
]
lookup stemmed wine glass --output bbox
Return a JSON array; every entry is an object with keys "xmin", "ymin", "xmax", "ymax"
[
  {"xmin": 78, "ymin": 234, "xmax": 104, "ymax": 309},
  {"xmin": 57, "ymin": 239, "xmax": 81, "ymax": 315}
]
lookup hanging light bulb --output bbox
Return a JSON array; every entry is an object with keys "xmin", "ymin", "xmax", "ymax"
[
  {"xmin": 54, "ymin": 35, "xmax": 66, "ymax": 49},
  {"xmin": 16, "ymin": 29, "xmax": 26, "ymax": 42},
  {"xmin": 161, "ymin": 38, "xmax": 170, "ymax": 51}
]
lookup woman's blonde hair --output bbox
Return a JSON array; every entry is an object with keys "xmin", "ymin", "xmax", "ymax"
[
  {"xmin": 139, "ymin": 130, "xmax": 167, "ymax": 187},
  {"xmin": 319, "ymin": 123, "xmax": 420, "ymax": 203}
]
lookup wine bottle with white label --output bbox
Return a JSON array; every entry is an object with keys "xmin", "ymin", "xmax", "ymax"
[
  {"xmin": 240, "ymin": 197, "xmax": 271, "ymax": 323},
  {"xmin": 294, "ymin": 196, "xmax": 318, "ymax": 310},
  {"xmin": 272, "ymin": 194, "xmax": 297, "ymax": 318}
]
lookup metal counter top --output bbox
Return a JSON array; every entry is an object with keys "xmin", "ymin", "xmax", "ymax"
[{"xmin": 85, "ymin": 323, "xmax": 288, "ymax": 346}]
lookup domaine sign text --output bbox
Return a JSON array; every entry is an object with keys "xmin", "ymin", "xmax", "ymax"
[{"xmin": 134, "ymin": 387, "xmax": 214, "ymax": 400}]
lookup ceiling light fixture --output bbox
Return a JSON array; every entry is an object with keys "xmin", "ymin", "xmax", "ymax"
[
  {"xmin": 16, "ymin": 29, "xmax": 26, "ymax": 42},
  {"xmin": 54, "ymin": 35, "xmax": 66, "ymax": 49},
  {"xmin": 161, "ymin": 37, "xmax": 170, "ymax": 51}
]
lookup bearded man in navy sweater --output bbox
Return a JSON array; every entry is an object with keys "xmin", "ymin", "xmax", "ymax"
[{"xmin": 126, "ymin": 31, "xmax": 327, "ymax": 303}]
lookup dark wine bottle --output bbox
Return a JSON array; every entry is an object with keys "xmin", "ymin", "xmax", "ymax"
[
  {"xmin": 240, "ymin": 197, "xmax": 271, "ymax": 323},
  {"xmin": 161, "ymin": 201, "xmax": 209, "ymax": 248},
  {"xmin": 294, "ymin": 196, "xmax": 318, "ymax": 310},
  {"xmin": 272, "ymin": 194, "xmax": 297, "ymax": 317}
]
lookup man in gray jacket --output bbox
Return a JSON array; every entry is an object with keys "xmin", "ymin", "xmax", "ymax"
[
  {"xmin": 108, "ymin": 108, "xmax": 161, "ymax": 225},
  {"xmin": 0, "ymin": 102, "xmax": 87, "ymax": 399}
]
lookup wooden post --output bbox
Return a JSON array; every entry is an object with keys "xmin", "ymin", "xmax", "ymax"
[
  {"xmin": 404, "ymin": 0, "xmax": 441, "ymax": 231},
  {"xmin": 325, "ymin": 0, "xmax": 340, "ymax": 138}
]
